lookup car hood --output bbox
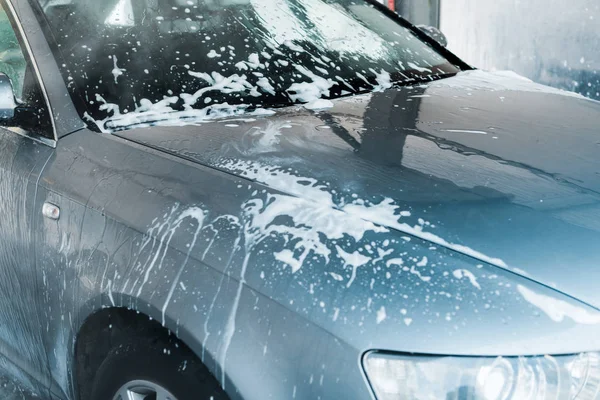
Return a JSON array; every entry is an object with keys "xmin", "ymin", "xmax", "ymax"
[{"xmin": 117, "ymin": 70, "xmax": 600, "ymax": 312}]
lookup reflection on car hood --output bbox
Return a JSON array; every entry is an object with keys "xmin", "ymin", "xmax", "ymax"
[{"xmin": 117, "ymin": 70, "xmax": 600, "ymax": 310}]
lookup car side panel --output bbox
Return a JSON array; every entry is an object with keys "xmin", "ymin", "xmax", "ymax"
[
  {"xmin": 34, "ymin": 128, "xmax": 373, "ymax": 399},
  {"xmin": 36, "ymin": 125, "xmax": 600, "ymax": 399},
  {"xmin": 0, "ymin": 127, "xmax": 58, "ymax": 397}
]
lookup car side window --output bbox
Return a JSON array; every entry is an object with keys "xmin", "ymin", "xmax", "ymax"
[
  {"xmin": 0, "ymin": 5, "xmax": 26, "ymax": 100},
  {"xmin": 0, "ymin": 4, "xmax": 53, "ymax": 140}
]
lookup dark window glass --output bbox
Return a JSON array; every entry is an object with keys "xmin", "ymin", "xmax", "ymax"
[
  {"xmin": 0, "ymin": 4, "xmax": 53, "ymax": 138},
  {"xmin": 33, "ymin": 0, "xmax": 460, "ymax": 131}
]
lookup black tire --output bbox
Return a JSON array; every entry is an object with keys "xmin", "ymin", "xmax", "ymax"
[{"xmin": 90, "ymin": 335, "xmax": 228, "ymax": 400}]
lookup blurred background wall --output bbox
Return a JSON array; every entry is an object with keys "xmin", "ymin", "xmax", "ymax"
[
  {"xmin": 392, "ymin": 0, "xmax": 600, "ymax": 100},
  {"xmin": 396, "ymin": 0, "xmax": 439, "ymax": 27}
]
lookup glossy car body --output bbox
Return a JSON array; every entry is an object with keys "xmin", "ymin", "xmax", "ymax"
[{"xmin": 1, "ymin": 0, "xmax": 600, "ymax": 399}]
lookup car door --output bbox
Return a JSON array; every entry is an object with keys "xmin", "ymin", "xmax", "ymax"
[{"xmin": 0, "ymin": 3, "xmax": 61, "ymax": 398}]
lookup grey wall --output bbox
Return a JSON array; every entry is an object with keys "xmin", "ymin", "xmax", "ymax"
[
  {"xmin": 440, "ymin": 0, "xmax": 600, "ymax": 100},
  {"xmin": 397, "ymin": 0, "xmax": 439, "ymax": 27}
]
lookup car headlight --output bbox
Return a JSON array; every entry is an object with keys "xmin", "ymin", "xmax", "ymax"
[{"xmin": 363, "ymin": 351, "xmax": 600, "ymax": 400}]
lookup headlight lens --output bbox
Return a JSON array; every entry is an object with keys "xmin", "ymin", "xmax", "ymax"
[{"xmin": 364, "ymin": 352, "xmax": 600, "ymax": 400}]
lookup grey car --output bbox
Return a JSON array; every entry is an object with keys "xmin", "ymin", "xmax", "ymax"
[{"xmin": 1, "ymin": 0, "xmax": 600, "ymax": 399}]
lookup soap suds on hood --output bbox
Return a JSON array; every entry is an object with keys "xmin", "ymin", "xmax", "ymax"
[
  {"xmin": 453, "ymin": 269, "xmax": 481, "ymax": 290},
  {"xmin": 335, "ymin": 245, "xmax": 371, "ymax": 288},
  {"xmin": 219, "ymin": 158, "xmax": 508, "ymax": 271},
  {"xmin": 517, "ymin": 284, "xmax": 600, "ymax": 324}
]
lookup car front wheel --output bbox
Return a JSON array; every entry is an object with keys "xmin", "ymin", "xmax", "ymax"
[{"xmin": 89, "ymin": 336, "xmax": 227, "ymax": 400}]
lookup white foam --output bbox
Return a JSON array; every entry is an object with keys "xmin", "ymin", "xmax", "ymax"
[
  {"xmin": 336, "ymin": 245, "xmax": 371, "ymax": 288},
  {"xmin": 371, "ymin": 69, "xmax": 392, "ymax": 92},
  {"xmin": 111, "ymin": 55, "xmax": 125, "ymax": 84},
  {"xmin": 517, "ymin": 284, "xmax": 600, "ymax": 324},
  {"xmin": 376, "ymin": 306, "xmax": 387, "ymax": 324},
  {"xmin": 287, "ymin": 65, "xmax": 335, "ymax": 109},
  {"xmin": 453, "ymin": 269, "xmax": 481, "ymax": 290},
  {"xmin": 220, "ymin": 159, "xmax": 508, "ymax": 270}
]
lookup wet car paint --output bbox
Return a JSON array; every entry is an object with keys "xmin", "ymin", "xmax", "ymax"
[
  {"xmin": 119, "ymin": 73, "xmax": 600, "ymax": 310},
  {"xmin": 0, "ymin": 1, "xmax": 600, "ymax": 400},
  {"xmin": 36, "ymin": 121, "xmax": 600, "ymax": 400}
]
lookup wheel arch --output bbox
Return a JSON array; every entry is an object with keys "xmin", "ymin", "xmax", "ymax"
[{"xmin": 70, "ymin": 300, "xmax": 228, "ymax": 400}]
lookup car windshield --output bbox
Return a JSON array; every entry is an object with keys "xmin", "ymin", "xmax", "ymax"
[{"xmin": 33, "ymin": 0, "xmax": 461, "ymax": 130}]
